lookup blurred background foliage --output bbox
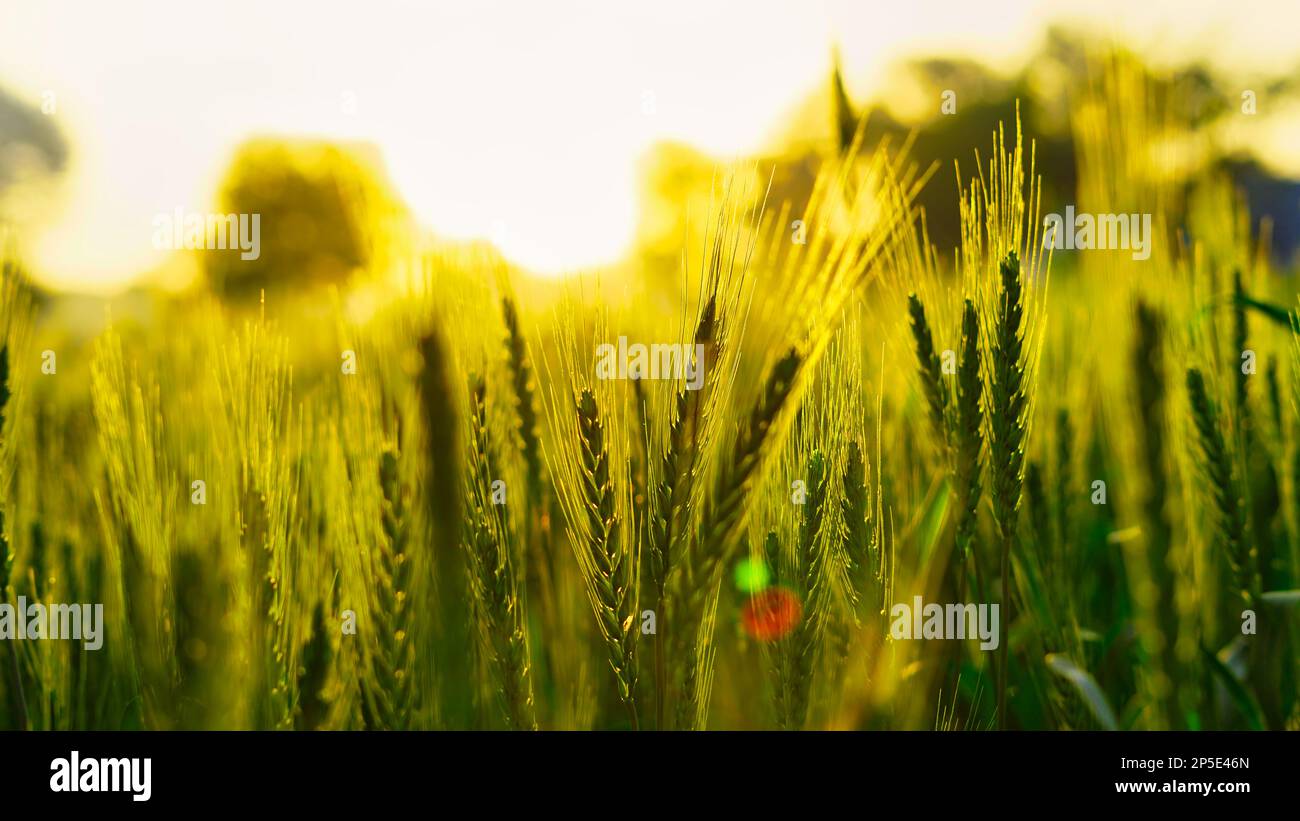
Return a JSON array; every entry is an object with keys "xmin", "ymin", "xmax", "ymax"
[
  {"xmin": 1, "ymin": 28, "xmax": 1296, "ymax": 307},
  {"xmin": 632, "ymin": 27, "xmax": 1299, "ymax": 303}
]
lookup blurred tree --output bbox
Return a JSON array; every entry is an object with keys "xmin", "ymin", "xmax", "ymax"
[
  {"xmin": 206, "ymin": 138, "xmax": 406, "ymax": 300},
  {"xmin": 0, "ymin": 84, "xmax": 69, "ymax": 231}
]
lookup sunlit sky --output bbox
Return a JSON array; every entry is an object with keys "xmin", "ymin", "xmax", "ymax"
[{"xmin": 1, "ymin": 0, "xmax": 1297, "ymax": 292}]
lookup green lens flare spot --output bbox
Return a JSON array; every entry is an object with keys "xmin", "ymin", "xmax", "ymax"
[{"xmin": 733, "ymin": 557, "xmax": 770, "ymax": 594}]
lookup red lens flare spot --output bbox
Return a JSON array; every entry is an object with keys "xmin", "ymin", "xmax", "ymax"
[{"xmin": 741, "ymin": 587, "xmax": 802, "ymax": 641}]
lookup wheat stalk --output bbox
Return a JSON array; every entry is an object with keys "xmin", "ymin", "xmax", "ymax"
[
  {"xmin": 465, "ymin": 376, "xmax": 538, "ymax": 729},
  {"xmin": 954, "ymin": 299, "xmax": 984, "ymax": 565},
  {"xmin": 785, "ymin": 449, "xmax": 831, "ymax": 728},
  {"xmin": 1130, "ymin": 302, "xmax": 1184, "ymax": 727},
  {"xmin": 676, "ymin": 346, "xmax": 803, "ymax": 728},
  {"xmin": 989, "ymin": 251, "xmax": 1028, "ymax": 728},
  {"xmin": 296, "ymin": 602, "xmax": 334, "ymax": 730},
  {"xmin": 417, "ymin": 330, "xmax": 473, "ymax": 727}
]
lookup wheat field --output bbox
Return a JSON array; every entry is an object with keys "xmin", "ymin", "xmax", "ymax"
[{"xmin": 0, "ymin": 49, "xmax": 1297, "ymax": 732}]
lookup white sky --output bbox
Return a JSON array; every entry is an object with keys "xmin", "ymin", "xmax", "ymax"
[{"xmin": 0, "ymin": 0, "xmax": 1296, "ymax": 292}]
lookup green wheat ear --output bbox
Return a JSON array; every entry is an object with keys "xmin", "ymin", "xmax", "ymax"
[
  {"xmin": 841, "ymin": 440, "xmax": 874, "ymax": 613},
  {"xmin": 907, "ymin": 293, "xmax": 949, "ymax": 444},
  {"xmin": 501, "ymin": 296, "xmax": 542, "ymax": 504},
  {"xmin": 574, "ymin": 387, "xmax": 638, "ymax": 725},
  {"xmin": 1186, "ymin": 367, "xmax": 1259, "ymax": 607},
  {"xmin": 990, "ymin": 251, "xmax": 1027, "ymax": 729}
]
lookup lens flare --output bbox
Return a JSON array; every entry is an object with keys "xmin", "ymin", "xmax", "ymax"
[
  {"xmin": 733, "ymin": 556, "xmax": 770, "ymax": 594},
  {"xmin": 741, "ymin": 588, "xmax": 802, "ymax": 641}
]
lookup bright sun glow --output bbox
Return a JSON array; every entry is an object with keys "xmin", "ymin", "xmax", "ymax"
[{"xmin": 0, "ymin": 0, "xmax": 1295, "ymax": 291}]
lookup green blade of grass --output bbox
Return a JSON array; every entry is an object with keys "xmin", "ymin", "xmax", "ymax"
[
  {"xmin": 1201, "ymin": 645, "xmax": 1265, "ymax": 730},
  {"xmin": 1261, "ymin": 590, "xmax": 1300, "ymax": 606},
  {"xmin": 1044, "ymin": 654, "xmax": 1118, "ymax": 730}
]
